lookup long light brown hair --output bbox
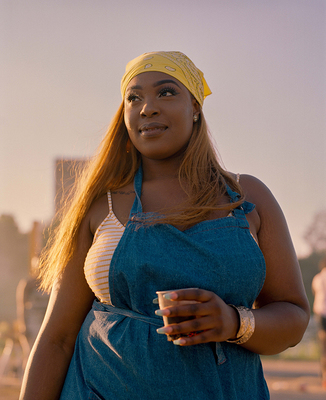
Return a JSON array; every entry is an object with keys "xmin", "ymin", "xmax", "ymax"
[{"xmin": 38, "ymin": 102, "xmax": 244, "ymax": 292}]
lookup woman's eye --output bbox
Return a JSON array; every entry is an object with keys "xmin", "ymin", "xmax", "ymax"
[
  {"xmin": 126, "ymin": 93, "xmax": 140, "ymax": 102},
  {"xmin": 159, "ymin": 87, "xmax": 178, "ymax": 97}
]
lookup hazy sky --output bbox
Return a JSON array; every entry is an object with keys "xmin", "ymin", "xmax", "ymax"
[{"xmin": 1, "ymin": 0, "xmax": 325, "ymax": 257}]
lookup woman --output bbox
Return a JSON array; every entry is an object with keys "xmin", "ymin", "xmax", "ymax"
[{"xmin": 20, "ymin": 51, "xmax": 310, "ymax": 400}]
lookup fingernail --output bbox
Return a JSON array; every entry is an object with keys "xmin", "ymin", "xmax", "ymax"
[
  {"xmin": 164, "ymin": 292, "xmax": 178, "ymax": 300},
  {"xmin": 156, "ymin": 327, "xmax": 172, "ymax": 334},
  {"xmin": 173, "ymin": 339, "xmax": 186, "ymax": 345},
  {"xmin": 152, "ymin": 297, "xmax": 159, "ymax": 304},
  {"xmin": 155, "ymin": 309, "xmax": 169, "ymax": 316}
]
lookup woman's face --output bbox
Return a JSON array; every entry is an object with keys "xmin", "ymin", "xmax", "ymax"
[{"xmin": 124, "ymin": 71, "xmax": 199, "ymax": 161}]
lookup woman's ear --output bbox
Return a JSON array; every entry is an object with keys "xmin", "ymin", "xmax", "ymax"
[{"xmin": 192, "ymin": 98, "xmax": 201, "ymax": 119}]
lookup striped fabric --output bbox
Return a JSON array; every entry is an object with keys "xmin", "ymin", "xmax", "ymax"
[{"xmin": 84, "ymin": 191, "xmax": 125, "ymax": 304}]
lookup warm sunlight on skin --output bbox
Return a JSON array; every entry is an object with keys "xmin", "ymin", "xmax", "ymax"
[{"xmin": 124, "ymin": 72, "xmax": 199, "ymax": 162}]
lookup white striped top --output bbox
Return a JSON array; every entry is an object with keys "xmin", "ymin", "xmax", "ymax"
[{"xmin": 84, "ymin": 191, "xmax": 125, "ymax": 304}]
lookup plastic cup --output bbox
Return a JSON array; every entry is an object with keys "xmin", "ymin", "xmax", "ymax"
[{"xmin": 156, "ymin": 290, "xmax": 198, "ymax": 341}]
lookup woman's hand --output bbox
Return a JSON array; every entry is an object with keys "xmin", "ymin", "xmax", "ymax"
[{"xmin": 155, "ymin": 288, "xmax": 239, "ymax": 346}]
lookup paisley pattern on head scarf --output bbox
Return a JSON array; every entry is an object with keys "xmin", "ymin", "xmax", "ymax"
[{"xmin": 121, "ymin": 51, "xmax": 211, "ymax": 106}]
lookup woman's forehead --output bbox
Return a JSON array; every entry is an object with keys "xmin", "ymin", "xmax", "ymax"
[{"xmin": 126, "ymin": 71, "xmax": 185, "ymax": 91}]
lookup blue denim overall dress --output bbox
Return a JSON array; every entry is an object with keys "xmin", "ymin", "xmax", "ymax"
[{"xmin": 60, "ymin": 167, "xmax": 269, "ymax": 399}]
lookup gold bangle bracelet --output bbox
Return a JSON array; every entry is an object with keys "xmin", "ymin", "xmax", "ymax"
[{"xmin": 226, "ymin": 305, "xmax": 255, "ymax": 345}]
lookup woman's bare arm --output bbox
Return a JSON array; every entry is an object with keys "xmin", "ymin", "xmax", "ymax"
[
  {"xmin": 155, "ymin": 175, "xmax": 310, "ymax": 355},
  {"xmin": 19, "ymin": 214, "xmax": 95, "ymax": 400},
  {"xmin": 241, "ymin": 174, "xmax": 310, "ymax": 354}
]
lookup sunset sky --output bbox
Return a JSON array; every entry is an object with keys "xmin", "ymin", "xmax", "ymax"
[{"xmin": 1, "ymin": 0, "xmax": 325, "ymax": 257}]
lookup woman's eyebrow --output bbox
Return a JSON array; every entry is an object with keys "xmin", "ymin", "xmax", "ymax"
[
  {"xmin": 153, "ymin": 79, "xmax": 181, "ymax": 88},
  {"xmin": 126, "ymin": 85, "xmax": 142, "ymax": 91},
  {"xmin": 126, "ymin": 79, "xmax": 181, "ymax": 93}
]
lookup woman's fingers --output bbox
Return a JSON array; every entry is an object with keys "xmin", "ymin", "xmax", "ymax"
[
  {"xmin": 155, "ymin": 301, "xmax": 210, "ymax": 318},
  {"xmin": 172, "ymin": 330, "xmax": 214, "ymax": 346},
  {"xmin": 156, "ymin": 289, "xmax": 224, "ymax": 319},
  {"xmin": 156, "ymin": 312, "xmax": 224, "ymax": 338},
  {"xmin": 155, "ymin": 289, "xmax": 239, "ymax": 345},
  {"xmin": 171, "ymin": 316, "xmax": 217, "ymax": 334},
  {"xmin": 156, "ymin": 316, "xmax": 224, "ymax": 346},
  {"xmin": 164, "ymin": 288, "xmax": 214, "ymax": 303}
]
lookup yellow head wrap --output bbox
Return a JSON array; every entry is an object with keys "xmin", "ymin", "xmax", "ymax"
[{"xmin": 121, "ymin": 51, "xmax": 211, "ymax": 107}]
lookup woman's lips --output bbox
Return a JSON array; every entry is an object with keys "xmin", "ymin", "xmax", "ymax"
[{"xmin": 139, "ymin": 123, "xmax": 167, "ymax": 137}]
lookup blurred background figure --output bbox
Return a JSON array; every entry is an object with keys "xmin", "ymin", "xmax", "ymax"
[
  {"xmin": 16, "ymin": 257, "xmax": 49, "ymax": 371},
  {"xmin": 16, "ymin": 222, "xmax": 49, "ymax": 373},
  {"xmin": 0, "ymin": 221, "xmax": 49, "ymax": 385},
  {"xmin": 312, "ymin": 256, "xmax": 326, "ymax": 389}
]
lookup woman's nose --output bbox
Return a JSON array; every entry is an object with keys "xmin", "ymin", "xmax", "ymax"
[{"xmin": 140, "ymin": 98, "xmax": 160, "ymax": 117}]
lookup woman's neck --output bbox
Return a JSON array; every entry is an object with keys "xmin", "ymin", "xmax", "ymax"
[{"xmin": 141, "ymin": 156, "xmax": 182, "ymax": 182}]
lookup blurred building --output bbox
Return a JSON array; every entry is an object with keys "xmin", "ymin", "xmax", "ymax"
[
  {"xmin": 0, "ymin": 158, "xmax": 88, "ymax": 379},
  {"xmin": 0, "ymin": 215, "xmax": 29, "ymax": 322},
  {"xmin": 16, "ymin": 158, "xmax": 87, "ymax": 351}
]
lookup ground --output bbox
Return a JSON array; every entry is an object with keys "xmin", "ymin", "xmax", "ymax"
[{"xmin": 263, "ymin": 359, "xmax": 325, "ymax": 400}]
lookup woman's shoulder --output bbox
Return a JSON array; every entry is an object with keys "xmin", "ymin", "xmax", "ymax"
[
  {"xmin": 88, "ymin": 193, "xmax": 110, "ymax": 236},
  {"xmin": 236, "ymin": 173, "xmax": 290, "ymax": 238},
  {"xmin": 236, "ymin": 174, "xmax": 277, "ymax": 211},
  {"xmin": 87, "ymin": 182, "xmax": 136, "ymax": 234},
  {"xmin": 232, "ymin": 173, "xmax": 287, "ymax": 233}
]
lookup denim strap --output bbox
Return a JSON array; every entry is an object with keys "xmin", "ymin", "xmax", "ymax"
[{"xmin": 93, "ymin": 300, "xmax": 163, "ymax": 327}]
